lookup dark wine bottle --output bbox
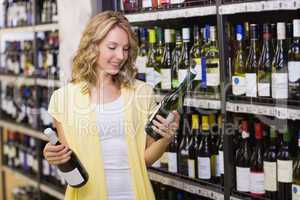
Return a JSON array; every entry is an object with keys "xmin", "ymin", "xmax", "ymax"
[
  {"xmin": 145, "ymin": 65, "xmax": 197, "ymax": 140},
  {"xmin": 44, "ymin": 128, "xmax": 88, "ymax": 187}
]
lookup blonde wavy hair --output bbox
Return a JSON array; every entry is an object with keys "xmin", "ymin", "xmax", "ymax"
[{"xmin": 71, "ymin": 11, "xmax": 138, "ymax": 93}]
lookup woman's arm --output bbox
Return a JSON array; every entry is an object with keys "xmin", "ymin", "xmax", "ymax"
[{"xmin": 144, "ymin": 111, "xmax": 180, "ymax": 167}]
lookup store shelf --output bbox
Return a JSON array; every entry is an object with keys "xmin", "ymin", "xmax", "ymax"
[
  {"xmin": 0, "ymin": 74, "xmax": 35, "ymax": 85},
  {"xmin": 2, "ymin": 166, "xmax": 38, "ymax": 187},
  {"xmin": 148, "ymin": 168, "xmax": 224, "ymax": 200},
  {"xmin": 36, "ymin": 78, "xmax": 61, "ymax": 88},
  {"xmin": 219, "ymin": 0, "xmax": 300, "ymax": 15},
  {"xmin": 125, "ymin": 5, "xmax": 216, "ymax": 23},
  {"xmin": 40, "ymin": 183, "xmax": 65, "ymax": 200},
  {"xmin": 0, "ymin": 120, "xmax": 47, "ymax": 141},
  {"xmin": 184, "ymin": 97, "xmax": 221, "ymax": 110},
  {"xmin": 0, "ymin": 23, "xmax": 58, "ymax": 36},
  {"xmin": 226, "ymin": 101, "xmax": 300, "ymax": 120}
]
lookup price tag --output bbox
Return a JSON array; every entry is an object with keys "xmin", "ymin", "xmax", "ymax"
[
  {"xmin": 209, "ymin": 100, "xmax": 221, "ymax": 110},
  {"xmin": 280, "ymin": 0, "xmax": 295, "ymax": 9},
  {"xmin": 297, "ymin": 0, "xmax": 300, "ymax": 8},
  {"xmin": 295, "ymin": 109, "xmax": 300, "ymax": 120},
  {"xmin": 235, "ymin": 103, "xmax": 247, "ymax": 113},
  {"xmin": 226, "ymin": 102, "xmax": 234, "ymax": 112},
  {"xmin": 270, "ymin": 0, "xmax": 281, "ymax": 10},
  {"xmin": 184, "ymin": 183, "xmax": 197, "ymax": 194},
  {"xmin": 168, "ymin": 179, "xmax": 183, "ymax": 189},
  {"xmin": 169, "ymin": 10, "xmax": 180, "ymax": 19},
  {"xmin": 274, "ymin": 107, "xmax": 288, "ymax": 119},
  {"xmin": 246, "ymin": 2, "xmax": 262, "ymax": 12}
]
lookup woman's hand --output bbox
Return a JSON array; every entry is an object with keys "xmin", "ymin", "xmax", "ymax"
[
  {"xmin": 151, "ymin": 110, "xmax": 180, "ymax": 141},
  {"xmin": 43, "ymin": 142, "xmax": 72, "ymax": 165}
]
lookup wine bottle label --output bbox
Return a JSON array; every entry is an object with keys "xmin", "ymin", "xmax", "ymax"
[
  {"xmin": 188, "ymin": 159, "xmax": 195, "ymax": 178},
  {"xmin": 272, "ymin": 73, "xmax": 288, "ymax": 99},
  {"xmin": 263, "ymin": 161, "xmax": 277, "ymax": 191},
  {"xmin": 246, "ymin": 73, "xmax": 257, "ymax": 97},
  {"xmin": 292, "ymin": 184, "xmax": 300, "ymax": 200},
  {"xmin": 201, "ymin": 57, "xmax": 207, "ymax": 88},
  {"xmin": 178, "ymin": 69, "xmax": 187, "ymax": 85},
  {"xmin": 218, "ymin": 150, "xmax": 224, "ymax": 174},
  {"xmin": 193, "ymin": 58, "xmax": 202, "ymax": 80},
  {"xmin": 135, "ymin": 56, "xmax": 147, "ymax": 73},
  {"xmin": 27, "ymin": 154, "xmax": 33, "ymax": 168},
  {"xmin": 142, "ymin": 0, "xmax": 152, "ymax": 8},
  {"xmin": 232, "ymin": 76, "xmax": 246, "ymax": 95},
  {"xmin": 161, "ymin": 69, "xmax": 171, "ymax": 90},
  {"xmin": 258, "ymin": 83, "xmax": 270, "ymax": 97},
  {"xmin": 197, "ymin": 157, "xmax": 211, "ymax": 179},
  {"xmin": 288, "ymin": 61, "xmax": 300, "ymax": 83},
  {"xmin": 33, "ymin": 159, "xmax": 38, "ymax": 172},
  {"xmin": 206, "ymin": 60, "xmax": 220, "ymax": 86},
  {"xmin": 277, "ymin": 160, "xmax": 293, "ymax": 183},
  {"xmin": 41, "ymin": 107, "xmax": 53, "ymax": 126},
  {"xmin": 3, "ymin": 144, "xmax": 9, "ymax": 156},
  {"xmin": 58, "ymin": 168, "xmax": 85, "ymax": 186},
  {"xmin": 152, "ymin": 159, "xmax": 161, "ymax": 168},
  {"xmin": 250, "ymin": 172, "xmax": 265, "ymax": 194},
  {"xmin": 43, "ymin": 159, "xmax": 51, "ymax": 176},
  {"xmin": 47, "ymin": 53, "xmax": 54, "ymax": 66},
  {"xmin": 236, "ymin": 167, "xmax": 250, "ymax": 192},
  {"xmin": 168, "ymin": 152, "xmax": 177, "ymax": 173}
]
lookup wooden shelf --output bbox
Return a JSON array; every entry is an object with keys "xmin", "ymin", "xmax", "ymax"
[
  {"xmin": 40, "ymin": 183, "xmax": 65, "ymax": 200},
  {"xmin": 2, "ymin": 166, "xmax": 38, "ymax": 187},
  {"xmin": 0, "ymin": 23, "xmax": 58, "ymax": 36},
  {"xmin": 0, "ymin": 120, "xmax": 47, "ymax": 141}
]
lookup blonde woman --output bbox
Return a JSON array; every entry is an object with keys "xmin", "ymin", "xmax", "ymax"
[{"xmin": 43, "ymin": 11, "xmax": 180, "ymax": 200}]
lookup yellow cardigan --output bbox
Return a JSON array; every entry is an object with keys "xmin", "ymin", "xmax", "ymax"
[{"xmin": 48, "ymin": 80, "xmax": 156, "ymax": 200}]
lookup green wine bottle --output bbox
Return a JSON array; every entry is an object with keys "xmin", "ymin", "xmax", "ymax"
[
  {"xmin": 161, "ymin": 29, "xmax": 173, "ymax": 92},
  {"xmin": 145, "ymin": 65, "xmax": 197, "ymax": 140},
  {"xmin": 171, "ymin": 30, "xmax": 182, "ymax": 89},
  {"xmin": 190, "ymin": 25, "xmax": 202, "ymax": 92}
]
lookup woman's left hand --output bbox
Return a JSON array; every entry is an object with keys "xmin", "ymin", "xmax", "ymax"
[{"xmin": 152, "ymin": 111, "xmax": 180, "ymax": 141}]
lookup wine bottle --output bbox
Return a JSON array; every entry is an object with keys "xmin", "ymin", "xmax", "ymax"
[
  {"xmin": 197, "ymin": 115, "xmax": 212, "ymax": 181},
  {"xmin": 245, "ymin": 24, "xmax": 259, "ymax": 98},
  {"xmin": 235, "ymin": 120, "xmax": 252, "ymax": 192},
  {"xmin": 288, "ymin": 19, "xmax": 300, "ymax": 100},
  {"xmin": 277, "ymin": 128, "xmax": 292, "ymax": 200},
  {"xmin": 250, "ymin": 123, "xmax": 265, "ymax": 197},
  {"xmin": 145, "ymin": 64, "xmax": 197, "ymax": 140},
  {"xmin": 154, "ymin": 27, "xmax": 164, "ymax": 91},
  {"xmin": 232, "ymin": 24, "xmax": 246, "ymax": 96},
  {"xmin": 161, "ymin": 29, "xmax": 172, "ymax": 91},
  {"xmin": 146, "ymin": 29, "xmax": 160, "ymax": 88},
  {"xmin": 190, "ymin": 25, "xmax": 202, "ymax": 91},
  {"xmin": 168, "ymin": 134, "xmax": 178, "ymax": 173},
  {"xmin": 292, "ymin": 130, "xmax": 300, "ymax": 200},
  {"xmin": 272, "ymin": 22, "xmax": 288, "ymax": 99},
  {"xmin": 178, "ymin": 124, "xmax": 189, "ymax": 176},
  {"xmin": 258, "ymin": 23, "xmax": 273, "ymax": 97},
  {"xmin": 264, "ymin": 126, "xmax": 278, "ymax": 199},
  {"xmin": 178, "ymin": 28, "xmax": 190, "ymax": 86},
  {"xmin": 209, "ymin": 114, "xmax": 219, "ymax": 183},
  {"xmin": 187, "ymin": 114, "xmax": 199, "ymax": 178},
  {"xmin": 171, "ymin": 30, "xmax": 182, "ymax": 89},
  {"xmin": 205, "ymin": 26, "xmax": 220, "ymax": 99},
  {"xmin": 199, "ymin": 25, "xmax": 210, "ymax": 96},
  {"xmin": 136, "ymin": 27, "xmax": 148, "ymax": 82},
  {"xmin": 217, "ymin": 114, "xmax": 224, "ymax": 186},
  {"xmin": 44, "ymin": 128, "xmax": 88, "ymax": 187}
]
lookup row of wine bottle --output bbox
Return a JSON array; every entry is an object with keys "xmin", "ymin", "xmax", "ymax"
[
  {"xmin": 134, "ymin": 25, "xmax": 220, "ymax": 98},
  {"xmin": 0, "ymin": 82, "xmax": 57, "ymax": 130},
  {"xmin": 1, "ymin": 30, "xmax": 59, "ymax": 79},
  {"xmin": 1, "ymin": 0, "xmax": 58, "ymax": 28},
  {"xmin": 2, "ymin": 128, "xmax": 68, "ymax": 189}
]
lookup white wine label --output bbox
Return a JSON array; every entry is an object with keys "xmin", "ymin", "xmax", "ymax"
[
  {"xmin": 58, "ymin": 168, "xmax": 85, "ymax": 186},
  {"xmin": 178, "ymin": 69, "xmax": 188, "ymax": 85},
  {"xmin": 197, "ymin": 157, "xmax": 211, "ymax": 179},
  {"xmin": 207, "ymin": 72, "xmax": 220, "ymax": 86},
  {"xmin": 152, "ymin": 159, "xmax": 161, "ymax": 168},
  {"xmin": 218, "ymin": 151, "xmax": 224, "ymax": 174},
  {"xmin": 188, "ymin": 159, "xmax": 195, "ymax": 178},
  {"xmin": 3, "ymin": 145, "xmax": 9, "ymax": 155},
  {"xmin": 246, "ymin": 73, "xmax": 257, "ymax": 97},
  {"xmin": 47, "ymin": 53, "xmax": 54, "ymax": 66},
  {"xmin": 277, "ymin": 160, "xmax": 293, "ymax": 183},
  {"xmin": 263, "ymin": 161, "xmax": 277, "ymax": 191},
  {"xmin": 135, "ymin": 56, "xmax": 147, "ymax": 73},
  {"xmin": 161, "ymin": 69, "xmax": 172, "ymax": 90},
  {"xmin": 142, "ymin": 0, "xmax": 152, "ymax": 8},
  {"xmin": 146, "ymin": 67, "xmax": 154, "ymax": 86},
  {"xmin": 292, "ymin": 184, "xmax": 300, "ymax": 200},
  {"xmin": 250, "ymin": 172, "xmax": 265, "ymax": 194},
  {"xmin": 43, "ymin": 159, "xmax": 51, "ymax": 176},
  {"xmin": 288, "ymin": 61, "xmax": 300, "ymax": 82},
  {"xmin": 232, "ymin": 76, "xmax": 246, "ymax": 95},
  {"xmin": 193, "ymin": 58, "xmax": 202, "ymax": 80},
  {"xmin": 19, "ymin": 150, "xmax": 25, "ymax": 164},
  {"xmin": 27, "ymin": 154, "xmax": 33, "ymax": 167},
  {"xmin": 168, "ymin": 152, "xmax": 178, "ymax": 173},
  {"xmin": 33, "ymin": 159, "xmax": 38, "ymax": 172},
  {"xmin": 258, "ymin": 83, "xmax": 270, "ymax": 97},
  {"xmin": 236, "ymin": 167, "xmax": 250, "ymax": 192},
  {"xmin": 272, "ymin": 73, "xmax": 288, "ymax": 99}
]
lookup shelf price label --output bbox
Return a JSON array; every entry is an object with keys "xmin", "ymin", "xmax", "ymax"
[
  {"xmin": 274, "ymin": 107, "xmax": 288, "ymax": 119},
  {"xmin": 279, "ymin": 0, "xmax": 295, "ymax": 10},
  {"xmin": 245, "ymin": 2, "xmax": 262, "ymax": 12}
]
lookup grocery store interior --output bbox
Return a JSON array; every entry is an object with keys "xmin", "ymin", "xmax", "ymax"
[{"xmin": 0, "ymin": 0, "xmax": 300, "ymax": 200}]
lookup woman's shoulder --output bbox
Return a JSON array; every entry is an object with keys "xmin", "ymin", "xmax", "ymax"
[
  {"xmin": 53, "ymin": 81, "xmax": 86, "ymax": 95},
  {"xmin": 131, "ymin": 79, "xmax": 153, "ymax": 94}
]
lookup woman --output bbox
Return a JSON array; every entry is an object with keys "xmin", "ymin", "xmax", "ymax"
[{"xmin": 43, "ymin": 11, "xmax": 180, "ymax": 200}]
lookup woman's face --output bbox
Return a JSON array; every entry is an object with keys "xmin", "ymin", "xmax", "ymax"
[{"xmin": 97, "ymin": 26, "xmax": 130, "ymax": 76}]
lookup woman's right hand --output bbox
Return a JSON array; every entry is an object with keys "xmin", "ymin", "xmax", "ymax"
[{"xmin": 43, "ymin": 142, "xmax": 72, "ymax": 165}]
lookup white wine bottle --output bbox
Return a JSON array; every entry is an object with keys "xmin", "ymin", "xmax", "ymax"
[
  {"xmin": 44, "ymin": 128, "xmax": 89, "ymax": 187},
  {"xmin": 145, "ymin": 65, "xmax": 197, "ymax": 140}
]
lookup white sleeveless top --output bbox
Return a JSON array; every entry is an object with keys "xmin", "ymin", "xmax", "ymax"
[{"xmin": 94, "ymin": 96, "xmax": 134, "ymax": 200}]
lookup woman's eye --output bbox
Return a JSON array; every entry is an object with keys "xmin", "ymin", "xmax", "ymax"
[
  {"xmin": 108, "ymin": 46, "xmax": 116, "ymax": 50},
  {"xmin": 123, "ymin": 48, "xmax": 129, "ymax": 51}
]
